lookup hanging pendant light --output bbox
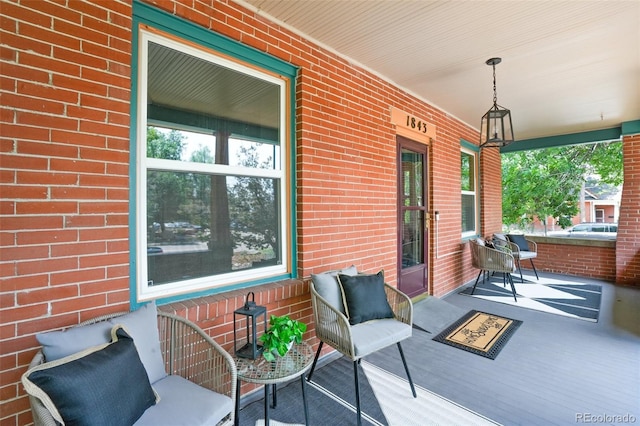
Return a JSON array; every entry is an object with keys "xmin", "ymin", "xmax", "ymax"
[{"xmin": 480, "ymin": 57, "xmax": 514, "ymax": 148}]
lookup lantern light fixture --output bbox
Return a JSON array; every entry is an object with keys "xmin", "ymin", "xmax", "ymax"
[
  {"xmin": 233, "ymin": 292, "xmax": 267, "ymax": 359},
  {"xmin": 480, "ymin": 57, "xmax": 514, "ymax": 149}
]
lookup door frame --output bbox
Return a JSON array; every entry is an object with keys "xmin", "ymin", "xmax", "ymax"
[{"xmin": 396, "ymin": 135, "xmax": 430, "ymax": 298}]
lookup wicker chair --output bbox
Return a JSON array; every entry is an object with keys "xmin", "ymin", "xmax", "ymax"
[
  {"xmin": 469, "ymin": 238, "xmax": 518, "ymax": 302},
  {"xmin": 25, "ymin": 311, "xmax": 236, "ymax": 426},
  {"xmin": 307, "ymin": 271, "xmax": 416, "ymax": 426},
  {"xmin": 494, "ymin": 233, "xmax": 539, "ymax": 282}
]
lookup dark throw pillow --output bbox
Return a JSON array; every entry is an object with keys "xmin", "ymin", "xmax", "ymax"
[
  {"xmin": 337, "ymin": 271, "xmax": 395, "ymax": 325},
  {"xmin": 507, "ymin": 234, "xmax": 530, "ymax": 251},
  {"xmin": 23, "ymin": 325, "xmax": 157, "ymax": 426}
]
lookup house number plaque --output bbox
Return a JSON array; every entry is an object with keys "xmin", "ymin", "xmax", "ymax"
[{"xmin": 390, "ymin": 106, "xmax": 436, "ymax": 141}]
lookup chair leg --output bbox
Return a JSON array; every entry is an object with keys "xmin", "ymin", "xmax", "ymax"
[
  {"xmin": 507, "ymin": 273, "xmax": 517, "ymax": 302},
  {"xmin": 516, "ymin": 258, "xmax": 524, "ymax": 283},
  {"xmin": 530, "ymin": 258, "xmax": 539, "ymax": 280},
  {"xmin": 306, "ymin": 341, "xmax": 323, "ymax": 382},
  {"xmin": 397, "ymin": 342, "xmax": 416, "ymax": 397},
  {"xmin": 470, "ymin": 270, "xmax": 483, "ymax": 295},
  {"xmin": 353, "ymin": 360, "xmax": 362, "ymax": 426}
]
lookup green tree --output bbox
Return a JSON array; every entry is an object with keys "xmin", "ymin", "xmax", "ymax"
[
  {"xmin": 147, "ymin": 127, "xmax": 184, "ymax": 160},
  {"xmin": 502, "ymin": 141, "xmax": 622, "ymax": 233},
  {"xmin": 229, "ymin": 144, "xmax": 279, "ymax": 259},
  {"xmin": 184, "ymin": 145, "xmax": 214, "ymax": 234},
  {"xmin": 146, "ymin": 127, "xmax": 187, "ymax": 238}
]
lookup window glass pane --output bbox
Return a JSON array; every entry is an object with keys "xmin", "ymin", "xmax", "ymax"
[
  {"xmin": 402, "ymin": 210, "xmax": 423, "ymax": 268},
  {"xmin": 138, "ymin": 31, "xmax": 289, "ymax": 297},
  {"xmin": 147, "ymin": 170, "xmax": 280, "ymax": 286},
  {"xmin": 461, "ymin": 152, "xmax": 474, "ymax": 191},
  {"xmin": 402, "ymin": 149, "xmax": 423, "ymax": 207},
  {"xmin": 148, "ymin": 127, "xmax": 281, "ymax": 169},
  {"xmin": 461, "ymin": 193, "xmax": 475, "ymax": 233},
  {"xmin": 147, "ymin": 41, "xmax": 281, "ymax": 168}
]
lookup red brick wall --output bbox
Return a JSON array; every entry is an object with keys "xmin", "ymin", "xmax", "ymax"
[
  {"xmin": 479, "ymin": 148, "xmax": 504, "ymax": 236},
  {"xmin": 616, "ymin": 134, "xmax": 640, "ymax": 286},
  {"xmin": 1, "ymin": 1, "xmax": 635, "ymax": 424},
  {"xmin": 526, "ymin": 237, "xmax": 617, "ymax": 281},
  {"xmin": 1, "ymin": 1, "xmax": 493, "ymax": 423},
  {"xmin": 1, "ymin": 1, "xmax": 134, "ymax": 424}
]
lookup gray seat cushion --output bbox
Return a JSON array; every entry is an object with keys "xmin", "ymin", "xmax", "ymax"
[
  {"xmin": 517, "ymin": 251, "xmax": 537, "ymax": 260},
  {"xmin": 350, "ymin": 319, "xmax": 411, "ymax": 358},
  {"xmin": 135, "ymin": 375, "xmax": 232, "ymax": 426}
]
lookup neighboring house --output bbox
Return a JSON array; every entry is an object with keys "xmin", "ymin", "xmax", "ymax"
[{"xmin": 532, "ymin": 186, "xmax": 621, "ymax": 233}]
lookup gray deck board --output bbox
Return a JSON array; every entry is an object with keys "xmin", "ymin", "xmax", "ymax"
[
  {"xmin": 238, "ymin": 272, "xmax": 639, "ymax": 425},
  {"xmin": 367, "ymin": 273, "xmax": 640, "ymax": 425}
]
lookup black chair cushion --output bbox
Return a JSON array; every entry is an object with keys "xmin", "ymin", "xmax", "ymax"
[
  {"xmin": 23, "ymin": 326, "xmax": 157, "ymax": 426},
  {"xmin": 507, "ymin": 234, "xmax": 530, "ymax": 251}
]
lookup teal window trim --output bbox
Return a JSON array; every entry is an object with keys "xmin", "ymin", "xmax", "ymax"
[
  {"xmin": 129, "ymin": 1, "xmax": 298, "ymax": 308},
  {"xmin": 460, "ymin": 140, "xmax": 480, "ymax": 239},
  {"xmin": 460, "ymin": 138, "xmax": 479, "ymax": 152},
  {"xmin": 132, "ymin": 1, "xmax": 296, "ymax": 78}
]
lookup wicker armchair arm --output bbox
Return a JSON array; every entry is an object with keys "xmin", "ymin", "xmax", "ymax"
[
  {"xmin": 384, "ymin": 283, "xmax": 413, "ymax": 325},
  {"xmin": 157, "ymin": 312, "xmax": 236, "ymax": 413},
  {"xmin": 484, "ymin": 245, "xmax": 516, "ymax": 273},
  {"xmin": 506, "ymin": 239, "xmax": 537, "ymax": 258},
  {"xmin": 25, "ymin": 352, "xmax": 58, "ymax": 426},
  {"xmin": 310, "ymin": 284, "xmax": 355, "ymax": 358},
  {"xmin": 471, "ymin": 240, "xmax": 516, "ymax": 273},
  {"xmin": 505, "ymin": 240, "xmax": 521, "ymax": 255},
  {"xmin": 526, "ymin": 239, "xmax": 537, "ymax": 252}
]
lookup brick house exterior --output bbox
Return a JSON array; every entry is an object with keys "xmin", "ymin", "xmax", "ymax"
[{"xmin": 1, "ymin": 1, "xmax": 638, "ymax": 424}]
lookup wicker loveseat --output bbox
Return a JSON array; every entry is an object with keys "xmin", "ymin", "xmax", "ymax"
[{"xmin": 22, "ymin": 304, "xmax": 236, "ymax": 426}]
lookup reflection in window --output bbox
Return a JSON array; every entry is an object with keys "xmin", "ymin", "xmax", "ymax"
[
  {"xmin": 402, "ymin": 210, "xmax": 423, "ymax": 268},
  {"xmin": 136, "ymin": 29, "xmax": 290, "ymax": 300},
  {"xmin": 146, "ymin": 169, "xmax": 280, "ymax": 286},
  {"xmin": 401, "ymin": 148, "xmax": 424, "ymax": 269},
  {"xmin": 148, "ymin": 128, "xmax": 280, "ymax": 169}
]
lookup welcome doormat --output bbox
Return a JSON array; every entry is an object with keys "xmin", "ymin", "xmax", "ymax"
[
  {"xmin": 459, "ymin": 274, "xmax": 602, "ymax": 322},
  {"xmin": 433, "ymin": 310, "xmax": 522, "ymax": 359}
]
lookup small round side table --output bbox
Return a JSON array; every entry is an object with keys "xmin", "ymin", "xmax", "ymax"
[{"xmin": 235, "ymin": 341, "xmax": 314, "ymax": 426}]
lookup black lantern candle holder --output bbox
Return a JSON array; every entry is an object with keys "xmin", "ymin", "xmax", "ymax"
[{"xmin": 233, "ymin": 292, "xmax": 267, "ymax": 359}]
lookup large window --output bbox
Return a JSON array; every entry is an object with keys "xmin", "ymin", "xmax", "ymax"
[
  {"xmin": 134, "ymin": 28, "xmax": 293, "ymax": 302},
  {"xmin": 461, "ymin": 149, "xmax": 478, "ymax": 237}
]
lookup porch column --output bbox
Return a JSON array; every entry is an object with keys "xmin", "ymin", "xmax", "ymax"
[{"xmin": 615, "ymin": 134, "xmax": 640, "ymax": 287}]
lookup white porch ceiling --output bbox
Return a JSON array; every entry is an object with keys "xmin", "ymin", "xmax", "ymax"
[{"xmin": 239, "ymin": 0, "xmax": 640, "ymax": 142}]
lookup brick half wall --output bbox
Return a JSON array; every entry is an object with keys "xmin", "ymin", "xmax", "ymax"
[{"xmin": 522, "ymin": 236, "xmax": 616, "ymax": 282}]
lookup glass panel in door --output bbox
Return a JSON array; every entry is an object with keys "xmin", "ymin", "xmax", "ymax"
[{"xmin": 398, "ymin": 137, "xmax": 428, "ymax": 297}]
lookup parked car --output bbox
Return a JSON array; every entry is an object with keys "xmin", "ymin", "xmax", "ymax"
[
  {"xmin": 549, "ymin": 223, "xmax": 617, "ymax": 239},
  {"xmin": 147, "ymin": 246, "xmax": 163, "ymax": 255}
]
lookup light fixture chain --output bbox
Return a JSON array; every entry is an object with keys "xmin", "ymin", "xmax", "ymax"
[{"xmin": 493, "ymin": 63, "xmax": 498, "ymax": 106}]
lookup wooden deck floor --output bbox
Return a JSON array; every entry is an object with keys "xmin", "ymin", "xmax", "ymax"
[{"xmin": 367, "ymin": 272, "xmax": 640, "ymax": 425}]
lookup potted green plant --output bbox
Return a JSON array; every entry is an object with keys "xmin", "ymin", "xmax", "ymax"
[{"xmin": 260, "ymin": 314, "xmax": 307, "ymax": 361}]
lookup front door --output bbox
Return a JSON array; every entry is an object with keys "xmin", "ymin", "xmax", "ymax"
[{"xmin": 397, "ymin": 136, "xmax": 429, "ymax": 298}]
